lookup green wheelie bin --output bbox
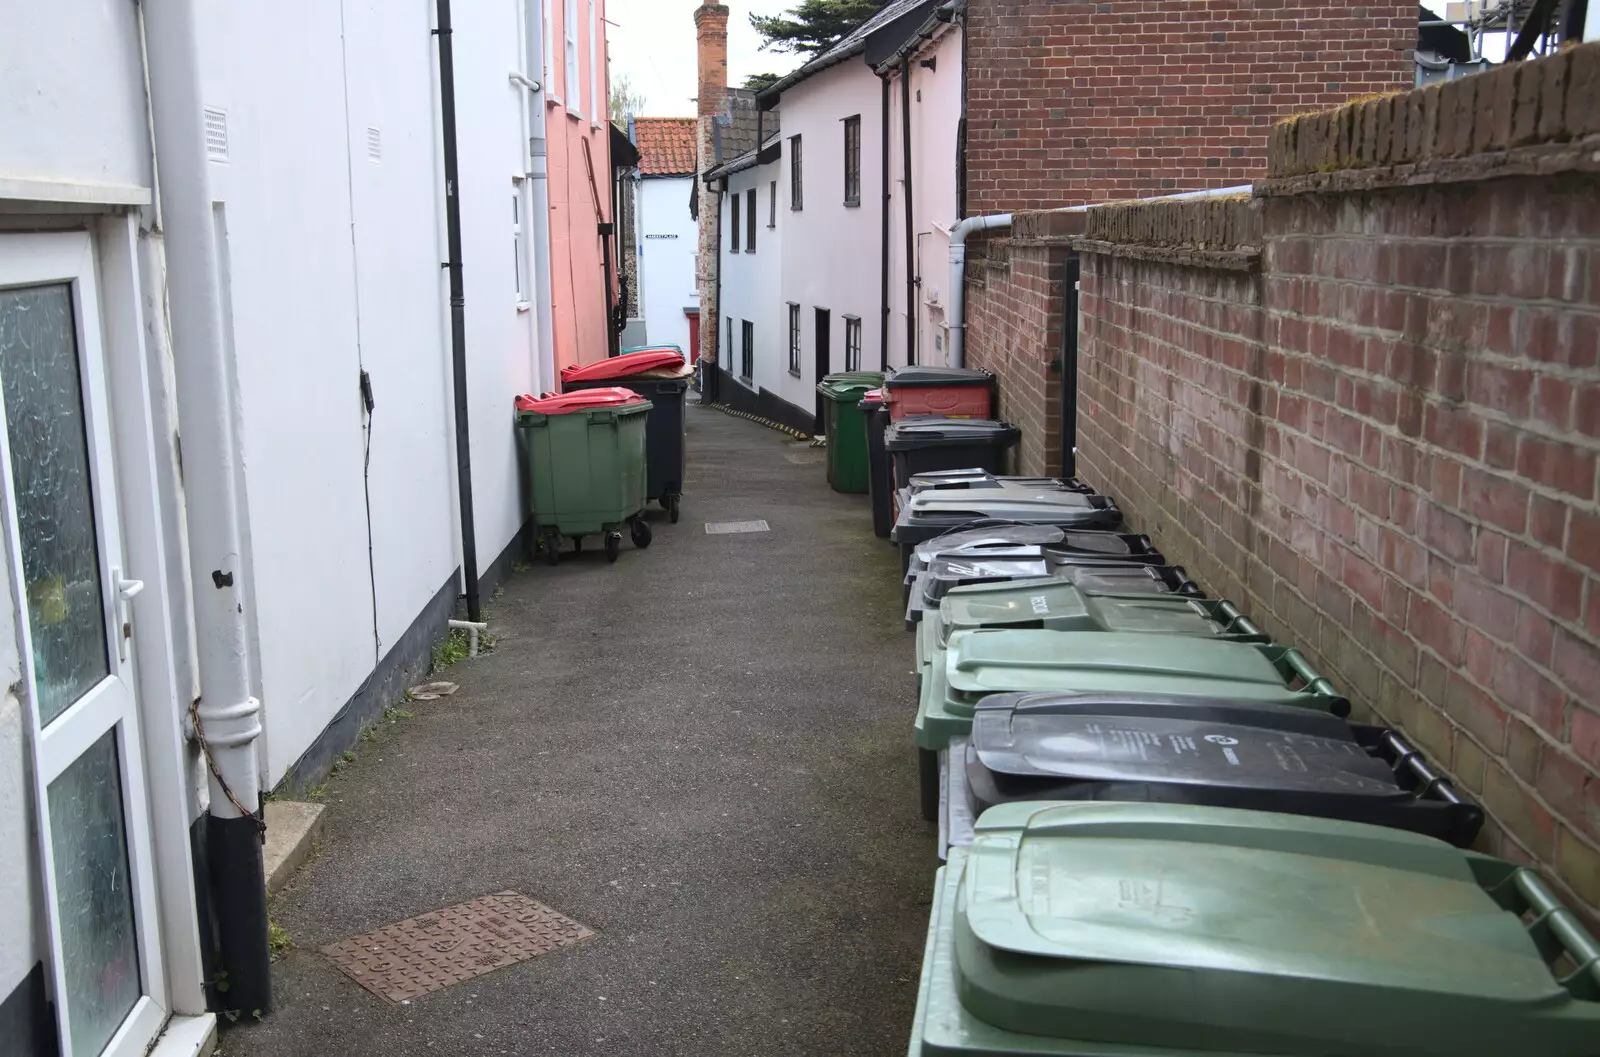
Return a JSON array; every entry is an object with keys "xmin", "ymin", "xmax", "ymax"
[
  {"xmin": 914, "ymin": 629, "xmax": 1346, "ymax": 820},
  {"xmin": 912, "ymin": 802, "xmax": 1600, "ymax": 1057},
  {"xmin": 515, "ymin": 388, "xmax": 653, "ymax": 564},
  {"xmin": 816, "ymin": 371, "xmax": 883, "ymax": 494}
]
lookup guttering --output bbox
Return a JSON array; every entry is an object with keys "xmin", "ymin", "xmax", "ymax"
[
  {"xmin": 946, "ymin": 183, "xmax": 1254, "ymax": 368},
  {"xmin": 140, "ymin": 0, "xmax": 271, "ymax": 1015},
  {"xmin": 872, "ymin": 0, "xmax": 963, "ymax": 75},
  {"xmin": 435, "ymin": 0, "xmax": 481, "ymax": 623},
  {"xmin": 523, "ymin": 0, "xmax": 557, "ymax": 392}
]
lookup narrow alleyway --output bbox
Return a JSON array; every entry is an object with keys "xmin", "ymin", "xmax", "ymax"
[{"xmin": 225, "ymin": 402, "xmax": 930, "ymax": 1057}]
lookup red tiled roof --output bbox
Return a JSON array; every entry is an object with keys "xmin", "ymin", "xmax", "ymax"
[{"xmin": 633, "ymin": 117, "xmax": 697, "ymax": 176}]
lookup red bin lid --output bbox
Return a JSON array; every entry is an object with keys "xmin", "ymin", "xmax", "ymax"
[
  {"xmin": 515, "ymin": 388, "xmax": 647, "ymax": 415},
  {"xmin": 560, "ymin": 348, "xmax": 686, "ymax": 382}
]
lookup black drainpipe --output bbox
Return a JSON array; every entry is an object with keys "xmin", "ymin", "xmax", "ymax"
[
  {"xmin": 434, "ymin": 0, "xmax": 480, "ymax": 622},
  {"xmin": 1059, "ymin": 254, "xmax": 1081, "ymax": 479},
  {"xmin": 711, "ymin": 177, "xmax": 723, "ymax": 404},
  {"xmin": 879, "ymin": 73, "xmax": 891, "ymax": 371},
  {"xmin": 901, "ymin": 57, "xmax": 916, "ymax": 366},
  {"xmin": 602, "ymin": 218, "xmax": 617, "ymax": 357}
]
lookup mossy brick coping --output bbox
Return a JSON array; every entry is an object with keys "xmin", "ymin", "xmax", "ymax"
[{"xmin": 1268, "ymin": 40, "xmax": 1600, "ymax": 180}]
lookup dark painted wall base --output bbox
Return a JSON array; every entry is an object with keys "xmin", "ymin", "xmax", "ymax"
[
  {"xmin": 715, "ymin": 368, "xmax": 817, "ymax": 436},
  {"xmin": 0, "ymin": 962, "xmax": 57, "ymax": 1057}
]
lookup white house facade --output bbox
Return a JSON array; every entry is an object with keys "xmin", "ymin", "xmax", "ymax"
[
  {"xmin": 705, "ymin": 0, "xmax": 962, "ymax": 433},
  {"xmin": 0, "ymin": 0, "xmax": 609, "ymax": 1052},
  {"xmin": 630, "ymin": 118, "xmax": 701, "ymax": 356}
]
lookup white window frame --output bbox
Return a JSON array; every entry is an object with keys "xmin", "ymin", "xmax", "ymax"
[
  {"xmin": 564, "ymin": 0, "xmax": 581, "ymax": 119},
  {"xmin": 513, "ymin": 177, "xmax": 529, "ymax": 310},
  {"xmin": 787, "ymin": 302, "xmax": 801, "ymax": 376},
  {"xmin": 844, "ymin": 314, "xmax": 862, "ymax": 371},
  {"xmin": 541, "ymin": 0, "xmax": 560, "ymax": 104},
  {"xmin": 589, "ymin": 0, "xmax": 601, "ymax": 129}
]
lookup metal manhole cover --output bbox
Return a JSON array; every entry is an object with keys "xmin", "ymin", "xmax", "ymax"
[
  {"xmin": 704, "ymin": 520, "xmax": 770, "ymax": 534},
  {"xmin": 322, "ymin": 891, "xmax": 594, "ymax": 1002}
]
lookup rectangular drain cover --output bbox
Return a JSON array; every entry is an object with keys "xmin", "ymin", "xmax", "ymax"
[
  {"xmin": 322, "ymin": 891, "xmax": 594, "ymax": 1002},
  {"xmin": 705, "ymin": 520, "xmax": 770, "ymax": 534}
]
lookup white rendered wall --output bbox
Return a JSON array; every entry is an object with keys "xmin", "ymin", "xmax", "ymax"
[
  {"xmin": 719, "ymin": 161, "xmax": 784, "ymax": 400},
  {"xmin": 636, "ymin": 175, "xmax": 700, "ymax": 355}
]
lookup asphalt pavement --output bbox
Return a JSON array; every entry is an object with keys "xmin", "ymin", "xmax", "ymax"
[{"xmin": 224, "ymin": 400, "xmax": 931, "ymax": 1057}]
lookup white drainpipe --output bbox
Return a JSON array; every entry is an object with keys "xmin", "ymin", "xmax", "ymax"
[
  {"xmin": 946, "ymin": 185, "xmax": 1254, "ymax": 369},
  {"xmin": 141, "ymin": 0, "xmax": 271, "ymax": 1013},
  {"xmin": 946, "ymin": 213, "xmax": 1012, "ymax": 368},
  {"xmin": 524, "ymin": 1, "xmax": 557, "ymax": 391}
]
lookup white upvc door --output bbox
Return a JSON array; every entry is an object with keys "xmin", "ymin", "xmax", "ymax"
[{"xmin": 0, "ymin": 232, "xmax": 166, "ymax": 1057}]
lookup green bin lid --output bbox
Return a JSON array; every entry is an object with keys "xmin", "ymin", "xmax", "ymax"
[
  {"xmin": 944, "ymin": 801, "xmax": 1600, "ymax": 1056},
  {"xmin": 944, "ymin": 630, "xmax": 1345, "ymax": 713},
  {"xmin": 941, "ymin": 580, "xmax": 1265, "ymax": 641},
  {"xmin": 817, "ymin": 370, "xmax": 885, "ymax": 400}
]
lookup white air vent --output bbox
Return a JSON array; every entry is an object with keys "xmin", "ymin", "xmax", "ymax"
[
  {"xmin": 366, "ymin": 126, "xmax": 382, "ymax": 162},
  {"xmin": 204, "ymin": 107, "xmax": 228, "ymax": 161}
]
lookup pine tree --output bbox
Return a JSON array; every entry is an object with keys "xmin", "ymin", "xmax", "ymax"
[{"xmin": 749, "ymin": 0, "xmax": 884, "ymax": 56}]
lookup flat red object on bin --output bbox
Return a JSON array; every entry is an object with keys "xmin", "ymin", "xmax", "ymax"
[
  {"xmin": 514, "ymin": 388, "xmax": 646, "ymax": 415},
  {"xmin": 560, "ymin": 348, "xmax": 685, "ymax": 383}
]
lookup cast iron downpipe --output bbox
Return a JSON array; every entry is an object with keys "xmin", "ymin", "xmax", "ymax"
[
  {"xmin": 435, "ymin": 0, "xmax": 481, "ymax": 622},
  {"xmin": 879, "ymin": 73, "xmax": 891, "ymax": 371},
  {"xmin": 141, "ymin": 0, "xmax": 270, "ymax": 1015},
  {"xmin": 947, "ymin": 212, "xmax": 1012, "ymax": 368},
  {"xmin": 710, "ymin": 177, "xmax": 723, "ymax": 403},
  {"xmin": 900, "ymin": 56, "xmax": 916, "ymax": 365}
]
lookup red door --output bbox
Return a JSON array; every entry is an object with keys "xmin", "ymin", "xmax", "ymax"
[{"xmin": 685, "ymin": 309, "xmax": 701, "ymax": 364}]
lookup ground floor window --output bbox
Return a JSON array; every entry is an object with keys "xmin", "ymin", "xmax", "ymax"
[
  {"xmin": 741, "ymin": 320, "xmax": 754, "ymax": 381},
  {"xmin": 787, "ymin": 303, "xmax": 801, "ymax": 376},
  {"xmin": 844, "ymin": 315, "xmax": 862, "ymax": 371}
]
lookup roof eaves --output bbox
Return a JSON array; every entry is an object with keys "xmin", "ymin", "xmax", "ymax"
[
  {"xmin": 754, "ymin": 0, "xmax": 929, "ymax": 108},
  {"xmin": 872, "ymin": 0, "xmax": 963, "ymax": 76}
]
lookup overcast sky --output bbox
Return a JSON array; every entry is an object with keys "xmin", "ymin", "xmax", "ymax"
[{"xmin": 608, "ymin": 0, "xmax": 808, "ymax": 118}]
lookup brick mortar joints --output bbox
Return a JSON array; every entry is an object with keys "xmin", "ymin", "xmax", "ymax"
[
  {"xmin": 1257, "ymin": 134, "xmax": 1600, "ymax": 196},
  {"xmin": 1075, "ymin": 240, "xmax": 1262, "ymax": 272}
]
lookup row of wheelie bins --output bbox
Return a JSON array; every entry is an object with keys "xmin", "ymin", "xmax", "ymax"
[
  {"xmin": 866, "ymin": 392, "xmax": 1600, "ymax": 1054},
  {"xmin": 513, "ymin": 346, "xmax": 691, "ymax": 565}
]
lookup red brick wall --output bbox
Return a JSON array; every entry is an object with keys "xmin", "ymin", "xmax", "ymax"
[
  {"xmin": 964, "ymin": 0, "xmax": 1416, "ymax": 213},
  {"xmin": 963, "ymin": 213, "xmax": 1084, "ymax": 475},
  {"xmin": 1075, "ymin": 47, "xmax": 1600, "ymax": 921}
]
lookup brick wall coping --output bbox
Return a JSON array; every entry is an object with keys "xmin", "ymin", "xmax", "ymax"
[
  {"xmin": 1264, "ymin": 41, "xmax": 1599, "ymax": 190},
  {"xmin": 1066, "ymin": 195, "xmax": 1261, "ymax": 271}
]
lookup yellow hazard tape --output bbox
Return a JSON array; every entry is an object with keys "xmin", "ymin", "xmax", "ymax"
[{"xmin": 703, "ymin": 401, "xmax": 812, "ymax": 441}]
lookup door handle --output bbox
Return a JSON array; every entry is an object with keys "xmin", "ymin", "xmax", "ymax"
[{"xmin": 112, "ymin": 569, "xmax": 143, "ymax": 662}]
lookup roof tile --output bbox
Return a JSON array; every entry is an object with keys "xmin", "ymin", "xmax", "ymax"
[{"xmin": 632, "ymin": 118, "xmax": 697, "ymax": 175}]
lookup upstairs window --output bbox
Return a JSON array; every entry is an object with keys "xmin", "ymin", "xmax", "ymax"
[
  {"xmin": 564, "ymin": 0, "xmax": 580, "ymax": 117},
  {"xmin": 790, "ymin": 135, "xmax": 803, "ymax": 210},
  {"xmin": 769, "ymin": 181, "xmax": 777, "ymax": 227},
  {"xmin": 746, "ymin": 188, "xmax": 757, "ymax": 251},
  {"xmin": 730, "ymin": 193, "xmax": 741, "ymax": 252},
  {"xmin": 843, "ymin": 116, "xmax": 861, "ymax": 206}
]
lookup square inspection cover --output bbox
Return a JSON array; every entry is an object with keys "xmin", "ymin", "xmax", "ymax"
[
  {"xmin": 322, "ymin": 891, "xmax": 594, "ymax": 1002},
  {"xmin": 705, "ymin": 520, "xmax": 770, "ymax": 534}
]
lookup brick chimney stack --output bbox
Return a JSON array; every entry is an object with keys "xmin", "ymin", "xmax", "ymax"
[{"xmin": 694, "ymin": 1, "xmax": 729, "ymax": 384}]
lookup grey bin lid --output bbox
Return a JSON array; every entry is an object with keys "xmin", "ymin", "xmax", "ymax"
[
  {"xmin": 971, "ymin": 692, "xmax": 1395, "ymax": 793},
  {"xmin": 907, "ymin": 469, "xmax": 1080, "ymax": 493},
  {"xmin": 912, "ymin": 525, "xmax": 1068, "ymax": 559},
  {"xmin": 884, "ymin": 365, "xmax": 994, "ymax": 388},
  {"xmin": 921, "ymin": 558, "xmax": 1197, "ymax": 602},
  {"xmin": 893, "ymin": 490, "xmax": 1122, "ymax": 533},
  {"xmin": 885, "ymin": 418, "xmax": 1022, "ymax": 450}
]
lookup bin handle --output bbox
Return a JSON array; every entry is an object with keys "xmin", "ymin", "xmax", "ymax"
[
  {"xmin": 1214, "ymin": 599, "xmax": 1264, "ymax": 638},
  {"xmin": 588, "ymin": 411, "xmax": 617, "ymax": 425},
  {"xmin": 1508, "ymin": 868, "xmax": 1600, "ymax": 1000},
  {"xmin": 1280, "ymin": 647, "xmax": 1344, "ymax": 701}
]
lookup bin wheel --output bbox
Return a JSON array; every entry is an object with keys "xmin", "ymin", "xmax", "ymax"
[
  {"xmin": 631, "ymin": 518, "xmax": 653, "ymax": 549},
  {"xmin": 572, "ymin": 535, "xmax": 582, "ymax": 554},
  {"xmin": 667, "ymin": 494, "xmax": 681, "ymax": 523},
  {"xmin": 918, "ymin": 748, "xmax": 939, "ymax": 822},
  {"xmin": 542, "ymin": 531, "xmax": 560, "ymax": 566},
  {"xmin": 604, "ymin": 532, "xmax": 621, "ymax": 562}
]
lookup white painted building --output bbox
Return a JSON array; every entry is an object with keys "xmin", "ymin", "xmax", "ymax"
[
  {"xmin": 630, "ymin": 118, "xmax": 701, "ymax": 356},
  {"xmin": 706, "ymin": 0, "xmax": 962, "ymax": 432},
  {"xmin": 0, "ymin": 0, "xmax": 610, "ymax": 1052}
]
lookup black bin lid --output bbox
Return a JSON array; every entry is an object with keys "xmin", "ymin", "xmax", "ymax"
[
  {"xmin": 884, "ymin": 418, "xmax": 1021, "ymax": 450},
  {"xmin": 884, "ymin": 365, "xmax": 994, "ymax": 389},
  {"xmin": 964, "ymin": 692, "xmax": 1483, "ymax": 846}
]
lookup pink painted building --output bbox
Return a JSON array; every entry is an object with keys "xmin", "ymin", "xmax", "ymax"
[{"xmin": 540, "ymin": 0, "xmax": 616, "ymax": 371}]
